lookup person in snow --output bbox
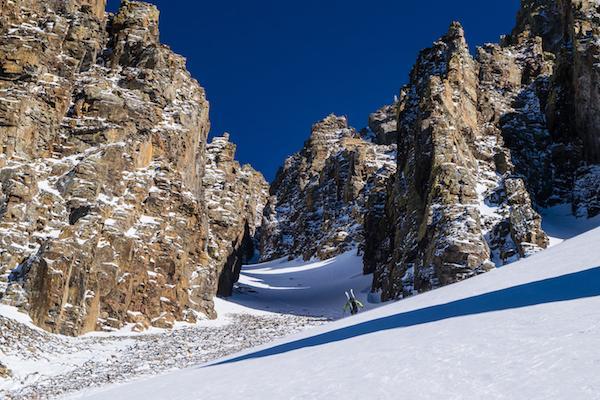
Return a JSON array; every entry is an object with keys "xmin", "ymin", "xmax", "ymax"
[{"xmin": 344, "ymin": 289, "xmax": 364, "ymax": 315}]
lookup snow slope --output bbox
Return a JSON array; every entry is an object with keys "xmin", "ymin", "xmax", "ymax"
[
  {"xmin": 68, "ymin": 227, "xmax": 600, "ymax": 400},
  {"xmin": 226, "ymin": 249, "xmax": 377, "ymax": 319},
  {"xmin": 541, "ymin": 204, "xmax": 600, "ymax": 246},
  {"xmin": 0, "ymin": 250, "xmax": 369, "ymax": 398}
]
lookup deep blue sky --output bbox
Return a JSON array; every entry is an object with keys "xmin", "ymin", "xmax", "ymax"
[{"xmin": 107, "ymin": 0, "xmax": 520, "ymax": 181}]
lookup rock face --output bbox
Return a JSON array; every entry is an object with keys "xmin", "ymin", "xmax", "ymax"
[
  {"xmin": 0, "ymin": 0, "xmax": 597, "ymax": 335},
  {"xmin": 506, "ymin": 0, "xmax": 600, "ymax": 206},
  {"xmin": 512, "ymin": 1, "xmax": 600, "ymax": 165},
  {"xmin": 573, "ymin": 165, "xmax": 600, "ymax": 218},
  {"xmin": 0, "ymin": 1, "xmax": 258, "ymax": 335},
  {"xmin": 203, "ymin": 134, "xmax": 269, "ymax": 298},
  {"xmin": 365, "ymin": 23, "xmax": 548, "ymax": 300},
  {"xmin": 0, "ymin": 360, "xmax": 11, "ymax": 378},
  {"xmin": 263, "ymin": 0, "xmax": 598, "ymax": 303},
  {"xmin": 260, "ymin": 114, "xmax": 396, "ymax": 261},
  {"xmin": 366, "ymin": 102, "xmax": 399, "ymax": 146},
  {"xmin": 365, "ymin": 0, "xmax": 600, "ymax": 301}
]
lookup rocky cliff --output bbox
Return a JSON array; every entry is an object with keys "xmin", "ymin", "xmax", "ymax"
[
  {"xmin": 0, "ymin": 0, "xmax": 263, "ymax": 335},
  {"xmin": 260, "ymin": 114, "xmax": 396, "ymax": 261},
  {"xmin": 203, "ymin": 134, "xmax": 269, "ymax": 298},
  {"xmin": 365, "ymin": 0, "xmax": 600, "ymax": 301},
  {"xmin": 263, "ymin": 0, "xmax": 598, "ymax": 302},
  {"xmin": 0, "ymin": 0, "xmax": 597, "ymax": 334}
]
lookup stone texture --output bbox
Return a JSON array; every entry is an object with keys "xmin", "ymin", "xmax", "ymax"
[
  {"xmin": 0, "ymin": 0, "xmax": 597, "ymax": 335},
  {"xmin": 260, "ymin": 114, "xmax": 396, "ymax": 262},
  {"xmin": 365, "ymin": 1, "xmax": 599, "ymax": 301},
  {"xmin": 369, "ymin": 24, "xmax": 489, "ymax": 297},
  {"xmin": 203, "ymin": 134, "xmax": 269, "ymax": 298},
  {"xmin": 364, "ymin": 21, "xmax": 551, "ymax": 301},
  {"xmin": 0, "ymin": 310, "xmax": 325, "ymax": 399},
  {"xmin": 510, "ymin": 0, "xmax": 600, "ymax": 164},
  {"xmin": 366, "ymin": 102, "xmax": 399, "ymax": 146},
  {"xmin": 496, "ymin": 0, "xmax": 600, "ymax": 208},
  {"xmin": 573, "ymin": 165, "xmax": 600, "ymax": 218},
  {"xmin": 0, "ymin": 1, "xmax": 257, "ymax": 335},
  {"xmin": 0, "ymin": 360, "xmax": 11, "ymax": 379}
]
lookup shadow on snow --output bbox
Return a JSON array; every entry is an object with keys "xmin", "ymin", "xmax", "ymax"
[{"xmin": 208, "ymin": 266, "xmax": 600, "ymax": 367}]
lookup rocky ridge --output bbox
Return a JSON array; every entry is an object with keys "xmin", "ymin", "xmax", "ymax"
[
  {"xmin": 365, "ymin": 0, "xmax": 600, "ymax": 300},
  {"xmin": 263, "ymin": 0, "xmax": 599, "ymax": 302},
  {"xmin": 0, "ymin": 0, "xmax": 597, "ymax": 336},
  {"xmin": 260, "ymin": 114, "xmax": 396, "ymax": 261},
  {"xmin": 0, "ymin": 0, "xmax": 265, "ymax": 335},
  {"xmin": 203, "ymin": 134, "xmax": 269, "ymax": 299},
  {"xmin": 363, "ymin": 22, "xmax": 551, "ymax": 300}
]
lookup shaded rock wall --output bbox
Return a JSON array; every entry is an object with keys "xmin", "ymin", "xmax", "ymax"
[{"xmin": 203, "ymin": 134, "xmax": 269, "ymax": 298}]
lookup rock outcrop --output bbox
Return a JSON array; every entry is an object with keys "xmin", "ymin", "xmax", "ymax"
[
  {"xmin": 0, "ymin": 360, "xmax": 11, "ymax": 378},
  {"xmin": 260, "ymin": 114, "xmax": 396, "ymax": 261},
  {"xmin": 0, "ymin": 1, "xmax": 259, "ymax": 335},
  {"xmin": 573, "ymin": 165, "xmax": 600, "ymax": 218},
  {"xmin": 203, "ymin": 134, "xmax": 269, "ymax": 298},
  {"xmin": 366, "ymin": 102, "xmax": 399, "ymax": 146},
  {"xmin": 364, "ymin": 23, "xmax": 539, "ymax": 299},
  {"xmin": 0, "ymin": 0, "xmax": 597, "ymax": 334},
  {"xmin": 262, "ymin": 0, "xmax": 598, "ymax": 302},
  {"xmin": 512, "ymin": 1, "xmax": 600, "ymax": 165},
  {"xmin": 365, "ymin": 0, "xmax": 599, "ymax": 301}
]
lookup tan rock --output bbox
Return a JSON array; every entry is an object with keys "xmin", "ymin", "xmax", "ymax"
[
  {"xmin": 261, "ymin": 114, "xmax": 396, "ymax": 262},
  {"xmin": 0, "ymin": 0, "xmax": 243, "ymax": 336},
  {"xmin": 202, "ymin": 134, "xmax": 269, "ymax": 297},
  {"xmin": 0, "ymin": 361, "xmax": 11, "ymax": 378},
  {"xmin": 366, "ymin": 21, "xmax": 551, "ymax": 300}
]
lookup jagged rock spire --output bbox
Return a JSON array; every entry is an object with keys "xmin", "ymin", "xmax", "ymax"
[
  {"xmin": 203, "ymin": 134, "xmax": 269, "ymax": 298},
  {"xmin": 365, "ymin": 16, "xmax": 551, "ymax": 300},
  {"xmin": 509, "ymin": 0, "xmax": 564, "ymax": 51},
  {"xmin": 261, "ymin": 114, "xmax": 396, "ymax": 262}
]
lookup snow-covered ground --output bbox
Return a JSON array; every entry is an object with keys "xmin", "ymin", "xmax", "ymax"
[
  {"xmin": 2, "ymin": 206, "xmax": 599, "ymax": 399},
  {"xmin": 229, "ymin": 249, "xmax": 377, "ymax": 319},
  {"xmin": 0, "ymin": 250, "xmax": 370, "ymax": 399},
  {"xmin": 541, "ymin": 204, "xmax": 600, "ymax": 246},
  {"xmin": 68, "ymin": 227, "xmax": 600, "ymax": 400},
  {"xmin": 0, "ymin": 308, "xmax": 325, "ymax": 400}
]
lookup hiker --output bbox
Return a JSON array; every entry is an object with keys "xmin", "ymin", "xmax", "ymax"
[{"xmin": 343, "ymin": 289, "xmax": 364, "ymax": 315}]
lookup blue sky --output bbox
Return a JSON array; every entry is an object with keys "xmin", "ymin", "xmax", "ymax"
[{"xmin": 107, "ymin": 0, "xmax": 520, "ymax": 181}]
